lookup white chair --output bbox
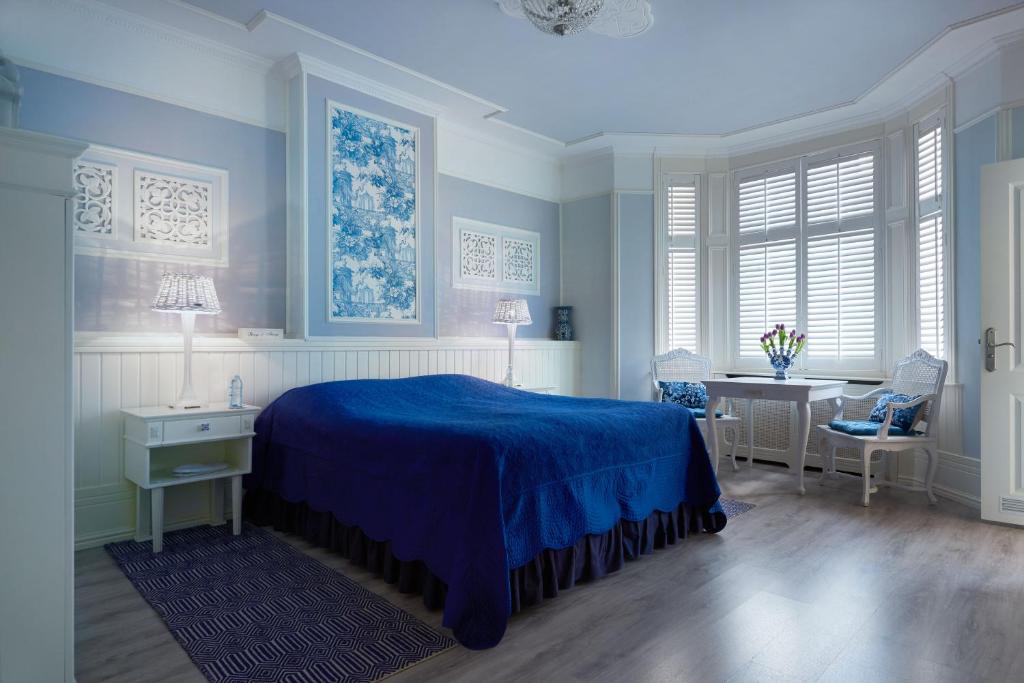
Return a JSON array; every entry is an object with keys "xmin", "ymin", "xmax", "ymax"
[
  {"xmin": 651, "ymin": 349, "xmax": 742, "ymax": 472},
  {"xmin": 817, "ymin": 349, "xmax": 948, "ymax": 506}
]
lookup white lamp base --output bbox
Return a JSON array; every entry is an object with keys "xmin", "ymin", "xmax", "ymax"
[
  {"xmin": 502, "ymin": 323, "xmax": 518, "ymax": 387},
  {"xmin": 170, "ymin": 311, "xmax": 205, "ymax": 410}
]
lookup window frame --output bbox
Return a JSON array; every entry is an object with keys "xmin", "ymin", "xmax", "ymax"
[
  {"xmin": 655, "ymin": 171, "xmax": 702, "ymax": 355},
  {"xmin": 729, "ymin": 140, "xmax": 885, "ymax": 376}
]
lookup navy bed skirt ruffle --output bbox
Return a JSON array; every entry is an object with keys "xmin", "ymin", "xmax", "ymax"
[{"xmin": 244, "ymin": 489, "xmax": 726, "ymax": 616}]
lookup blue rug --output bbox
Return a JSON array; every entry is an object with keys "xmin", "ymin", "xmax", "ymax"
[
  {"xmin": 720, "ymin": 498, "xmax": 755, "ymax": 518},
  {"xmin": 106, "ymin": 524, "xmax": 455, "ymax": 683}
]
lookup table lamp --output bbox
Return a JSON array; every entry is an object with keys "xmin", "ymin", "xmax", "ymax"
[
  {"xmin": 152, "ymin": 273, "xmax": 221, "ymax": 409},
  {"xmin": 493, "ymin": 297, "xmax": 532, "ymax": 387}
]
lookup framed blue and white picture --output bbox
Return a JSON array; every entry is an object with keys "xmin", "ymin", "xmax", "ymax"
[{"xmin": 326, "ymin": 100, "xmax": 419, "ymax": 323}]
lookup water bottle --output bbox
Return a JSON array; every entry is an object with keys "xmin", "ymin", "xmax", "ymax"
[{"xmin": 229, "ymin": 375, "xmax": 243, "ymax": 409}]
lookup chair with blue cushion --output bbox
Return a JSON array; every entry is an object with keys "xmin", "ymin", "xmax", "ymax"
[
  {"xmin": 816, "ymin": 349, "xmax": 948, "ymax": 506},
  {"xmin": 651, "ymin": 348, "xmax": 742, "ymax": 472}
]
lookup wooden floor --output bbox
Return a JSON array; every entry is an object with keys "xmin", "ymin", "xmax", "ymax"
[{"xmin": 75, "ymin": 465, "xmax": 1024, "ymax": 683}]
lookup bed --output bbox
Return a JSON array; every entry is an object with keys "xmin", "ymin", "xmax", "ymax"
[{"xmin": 244, "ymin": 374, "xmax": 725, "ymax": 649}]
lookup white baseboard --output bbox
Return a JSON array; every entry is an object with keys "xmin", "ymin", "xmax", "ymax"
[{"xmin": 898, "ymin": 450, "xmax": 981, "ymax": 509}]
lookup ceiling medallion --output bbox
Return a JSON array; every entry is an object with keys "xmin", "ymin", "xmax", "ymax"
[{"xmin": 497, "ymin": 0, "xmax": 654, "ymax": 38}]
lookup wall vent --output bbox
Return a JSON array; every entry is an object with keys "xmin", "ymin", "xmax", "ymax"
[{"xmin": 1000, "ymin": 497, "xmax": 1024, "ymax": 514}]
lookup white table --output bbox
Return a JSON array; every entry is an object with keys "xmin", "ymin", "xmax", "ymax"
[
  {"xmin": 122, "ymin": 403, "xmax": 261, "ymax": 552},
  {"xmin": 704, "ymin": 377, "xmax": 846, "ymax": 493}
]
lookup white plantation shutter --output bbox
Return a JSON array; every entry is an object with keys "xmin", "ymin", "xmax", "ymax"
[
  {"xmin": 738, "ymin": 240, "xmax": 797, "ymax": 356},
  {"xmin": 806, "ymin": 230, "xmax": 875, "ymax": 359},
  {"xmin": 918, "ymin": 126, "xmax": 942, "ymax": 213},
  {"xmin": 733, "ymin": 146, "xmax": 881, "ymax": 371},
  {"xmin": 918, "ymin": 215, "xmax": 945, "ymax": 357},
  {"xmin": 917, "ymin": 119, "xmax": 945, "ymax": 358},
  {"xmin": 667, "ymin": 184, "xmax": 697, "ymax": 238},
  {"xmin": 806, "ymin": 152, "xmax": 875, "ymax": 228},
  {"xmin": 667, "ymin": 249, "xmax": 697, "ymax": 350},
  {"xmin": 736, "ymin": 166, "xmax": 798, "ymax": 358},
  {"xmin": 804, "ymin": 150, "xmax": 878, "ymax": 363},
  {"xmin": 738, "ymin": 171, "xmax": 796, "ymax": 237},
  {"xmin": 664, "ymin": 176, "xmax": 699, "ymax": 351}
]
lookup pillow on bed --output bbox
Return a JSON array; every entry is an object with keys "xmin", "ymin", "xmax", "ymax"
[
  {"xmin": 868, "ymin": 392, "xmax": 923, "ymax": 433},
  {"xmin": 658, "ymin": 381, "xmax": 708, "ymax": 409}
]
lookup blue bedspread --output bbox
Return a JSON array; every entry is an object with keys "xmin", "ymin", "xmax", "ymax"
[{"xmin": 247, "ymin": 375, "xmax": 723, "ymax": 649}]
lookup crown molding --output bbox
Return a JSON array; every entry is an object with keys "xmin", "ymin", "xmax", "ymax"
[{"xmin": 9, "ymin": 0, "xmax": 1024, "ymax": 197}]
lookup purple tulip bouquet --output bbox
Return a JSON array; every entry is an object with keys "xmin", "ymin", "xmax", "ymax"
[{"xmin": 760, "ymin": 324, "xmax": 806, "ymax": 380}]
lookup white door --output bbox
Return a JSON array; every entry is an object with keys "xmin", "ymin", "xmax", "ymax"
[{"xmin": 981, "ymin": 158, "xmax": 1024, "ymax": 524}]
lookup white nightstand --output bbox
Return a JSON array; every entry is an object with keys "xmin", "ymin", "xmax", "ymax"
[
  {"xmin": 520, "ymin": 386, "xmax": 557, "ymax": 394},
  {"xmin": 122, "ymin": 403, "xmax": 261, "ymax": 552}
]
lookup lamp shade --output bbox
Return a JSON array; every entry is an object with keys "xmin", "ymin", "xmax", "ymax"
[
  {"xmin": 492, "ymin": 298, "xmax": 532, "ymax": 325},
  {"xmin": 152, "ymin": 273, "xmax": 221, "ymax": 314}
]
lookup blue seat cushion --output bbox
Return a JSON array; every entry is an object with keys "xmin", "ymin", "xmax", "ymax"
[
  {"xmin": 828, "ymin": 419, "xmax": 914, "ymax": 437},
  {"xmin": 868, "ymin": 392, "xmax": 923, "ymax": 432},
  {"xmin": 689, "ymin": 407, "xmax": 724, "ymax": 419},
  {"xmin": 658, "ymin": 380, "xmax": 707, "ymax": 409}
]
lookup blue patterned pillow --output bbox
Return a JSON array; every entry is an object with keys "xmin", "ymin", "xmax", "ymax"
[
  {"xmin": 659, "ymin": 381, "xmax": 708, "ymax": 409},
  {"xmin": 868, "ymin": 392, "xmax": 923, "ymax": 432}
]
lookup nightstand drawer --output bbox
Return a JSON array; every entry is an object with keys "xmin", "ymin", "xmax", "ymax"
[{"xmin": 162, "ymin": 415, "xmax": 241, "ymax": 444}]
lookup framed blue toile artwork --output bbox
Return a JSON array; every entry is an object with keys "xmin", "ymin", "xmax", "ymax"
[{"xmin": 326, "ymin": 100, "xmax": 419, "ymax": 323}]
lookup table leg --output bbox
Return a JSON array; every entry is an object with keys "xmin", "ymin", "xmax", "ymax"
[
  {"xmin": 151, "ymin": 487, "xmax": 164, "ymax": 553},
  {"xmin": 747, "ymin": 399, "xmax": 755, "ymax": 468},
  {"xmin": 796, "ymin": 400, "xmax": 811, "ymax": 495},
  {"xmin": 231, "ymin": 475, "xmax": 242, "ymax": 536},
  {"xmin": 705, "ymin": 396, "xmax": 722, "ymax": 474}
]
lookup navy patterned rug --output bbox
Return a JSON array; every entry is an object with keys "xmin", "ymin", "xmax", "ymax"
[
  {"xmin": 106, "ymin": 524, "xmax": 455, "ymax": 683},
  {"xmin": 720, "ymin": 498, "xmax": 756, "ymax": 518}
]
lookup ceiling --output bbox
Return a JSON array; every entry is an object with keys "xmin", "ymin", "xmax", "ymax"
[{"xmin": 181, "ymin": 0, "xmax": 1016, "ymax": 142}]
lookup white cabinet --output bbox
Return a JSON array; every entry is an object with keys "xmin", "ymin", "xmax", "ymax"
[{"xmin": 0, "ymin": 128, "xmax": 86, "ymax": 683}]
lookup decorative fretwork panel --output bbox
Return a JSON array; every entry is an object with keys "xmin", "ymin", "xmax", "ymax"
[
  {"xmin": 452, "ymin": 216, "xmax": 540, "ymax": 294},
  {"xmin": 73, "ymin": 145, "xmax": 228, "ymax": 266},
  {"xmin": 135, "ymin": 171, "xmax": 212, "ymax": 246},
  {"xmin": 502, "ymin": 237, "xmax": 535, "ymax": 284},
  {"xmin": 460, "ymin": 230, "xmax": 497, "ymax": 281},
  {"xmin": 73, "ymin": 161, "xmax": 116, "ymax": 237},
  {"xmin": 730, "ymin": 390, "xmax": 880, "ymax": 467},
  {"xmin": 735, "ymin": 399, "xmax": 791, "ymax": 451}
]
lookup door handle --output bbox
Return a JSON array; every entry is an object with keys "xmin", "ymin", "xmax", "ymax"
[{"xmin": 985, "ymin": 327, "xmax": 1015, "ymax": 372}]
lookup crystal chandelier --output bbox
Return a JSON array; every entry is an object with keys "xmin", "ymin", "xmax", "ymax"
[{"xmin": 520, "ymin": 0, "xmax": 605, "ymax": 36}]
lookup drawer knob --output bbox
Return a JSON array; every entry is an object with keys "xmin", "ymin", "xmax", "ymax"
[{"xmin": 198, "ymin": 422, "xmax": 211, "ymax": 432}]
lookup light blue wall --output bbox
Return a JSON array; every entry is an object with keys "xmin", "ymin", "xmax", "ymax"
[
  {"xmin": 617, "ymin": 193, "xmax": 655, "ymax": 401},
  {"xmin": 18, "ymin": 68, "xmax": 287, "ymax": 334},
  {"xmin": 562, "ymin": 194, "xmax": 612, "ymax": 398},
  {"xmin": 306, "ymin": 76, "xmax": 436, "ymax": 337},
  {"xmin": 436, "ymin": 175, "xmax": 560, "ymax": 338},
  {"xmin": 1013, "ymin": 108, "xmax": 1024, "ymax": 160},
  {"xmin": 955, "ymin": 114, "xmax": 996, "ymax": 460}
]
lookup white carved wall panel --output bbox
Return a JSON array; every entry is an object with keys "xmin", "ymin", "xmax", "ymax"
[
  {"xmin": 72, "ymin": 144, "xmax": 229, "ymax": 266},
  {"xmin": 73, "ymin": 161, "xmax": 116, "ymax": 238},
  {"xmin": 502, "ymin": 237, "xmax": 536, "ymax": 285},
  {"xmin": 134, "ymin": 171, "xmax": 212, "ymax": 246},
  {"xmin": 459, "ymin": 230, "xmax": 497, "ymax": 281},
  {"xmin": 452, "ymin": 216, "xmax": 540, "ymax": 294}
]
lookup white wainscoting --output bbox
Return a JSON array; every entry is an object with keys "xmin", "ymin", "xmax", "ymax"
[{"xmin": 73, "ymin": 335, "xmax": 581, "ymax": 549}]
